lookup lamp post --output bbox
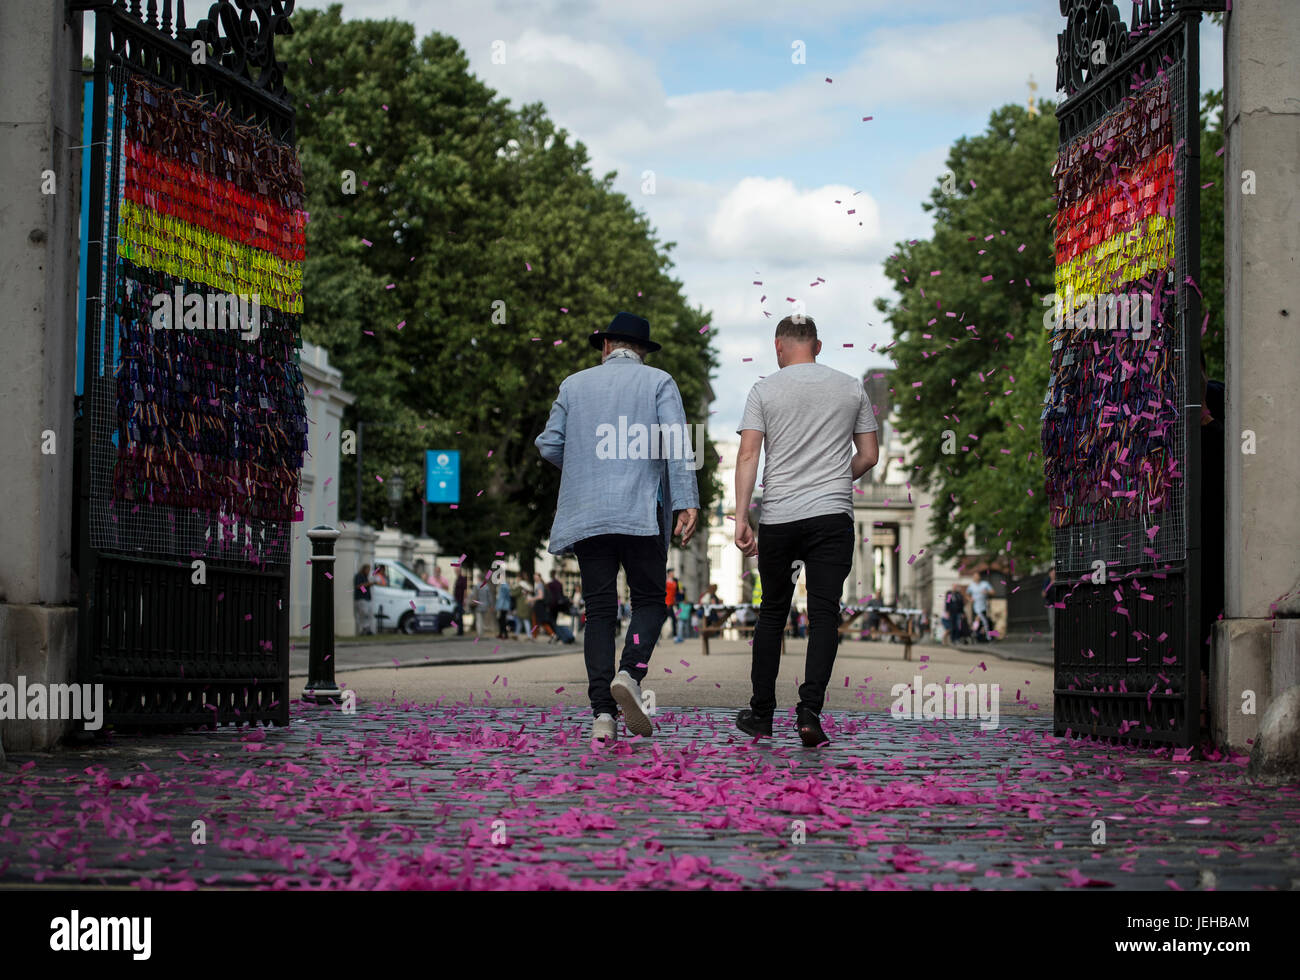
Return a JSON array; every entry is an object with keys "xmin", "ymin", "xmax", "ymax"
[
  {"xmin": 386, "ymin": 471, "xmax": 405, "ymax": 529},
  {"xmin": 302, "ymin": 525, "xmax": 342, "ymax": 704}
]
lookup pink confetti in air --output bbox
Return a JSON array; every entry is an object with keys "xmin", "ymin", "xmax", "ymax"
[
  {"xmin": 862, "ymin": 116, "xmax": 873, "ymax": 121},
  {"xmin": 559, "ymin": 308, "xmax": 569, "ymax": 313},
  {"xmin": 361, "ymin": 238, "xmax": 373, "ymax": 247},
  {"xmin": 396, "ymin": 320, "xmax": 406, "ymax": 330}
]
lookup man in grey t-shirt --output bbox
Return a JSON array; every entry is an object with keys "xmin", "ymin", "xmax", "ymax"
[{"xmin": 734, "ymin": 315, "xmax": 879, "ymax": 746}]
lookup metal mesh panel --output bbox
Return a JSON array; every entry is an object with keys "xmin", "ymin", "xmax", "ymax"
[
  {"xmin": 86, "ymin": 63, "xmax": 299, "ymax": 568},
  {"xmin": 1051, "ymin": 70, "xmax": 1187, "ymax": 577}
]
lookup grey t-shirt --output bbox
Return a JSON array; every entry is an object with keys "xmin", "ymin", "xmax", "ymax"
[{"xmin": 738, "ymin": 362, "xmax": 879, "ymax": 525}]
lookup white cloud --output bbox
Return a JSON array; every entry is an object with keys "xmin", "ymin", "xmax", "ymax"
[{"xmin": 703, "ymin": 176, "xmax": 882, "ymax": 265}]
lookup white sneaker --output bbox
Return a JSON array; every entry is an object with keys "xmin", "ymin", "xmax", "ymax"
[
  {"xmin": 610, "ymin": 670, "xmax": 653, "ymax": 737},
  {"xmin": 591, "ymin": 713, "xmax": 617, "ymax": 743}
]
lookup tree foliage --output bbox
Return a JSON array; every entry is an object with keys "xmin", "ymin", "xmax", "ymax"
[
  {"xmin": 280, "ymin": 6, "xmax": 717, "ymax": 570},
  {"xmin": 875, "ymin": 93, "xmax": 1225, "ymax": 570}
]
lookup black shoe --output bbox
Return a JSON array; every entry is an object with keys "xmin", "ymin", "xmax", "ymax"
[
  {"xmin": 736, "ymin": 708, "xmax": 773, "ymax": 738},
  {"xmin": 796, "ymin": 706, "xmax": 830, "ymax": 748}
]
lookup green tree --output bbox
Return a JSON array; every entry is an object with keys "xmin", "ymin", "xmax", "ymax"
[
  {"xmin": 875, "ymin": 91, "xmax": 1226, "ymax": 569},
  {"xmin": 875, "ymin": 103, "xmax": 1059, "ymax": 571},
  {"xmin": 280, "ymin": 7, "xmax": 717, "ymax": 571}
]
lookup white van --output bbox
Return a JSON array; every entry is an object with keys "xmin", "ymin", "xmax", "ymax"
[{"xmin": 369, "ymin": 560, "xmax": 456, "ymax": 634}]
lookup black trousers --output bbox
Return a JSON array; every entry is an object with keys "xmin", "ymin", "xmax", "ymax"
[
  {"xmin": 573, "ymin": 515, "xmax": 668, "ymax": 718},
  {"xmin": 751, "ymin": 512, "xmax": 854, "ymax": 716}
]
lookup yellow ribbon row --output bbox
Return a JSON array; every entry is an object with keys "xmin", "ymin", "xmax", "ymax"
[
  {"xmin": 1053, "ymin": 214, "xmax": 1174, "ymax": 309},
  {"xmin": 116, "ymin": 199, "xmax": 303, "ymax": 313}
]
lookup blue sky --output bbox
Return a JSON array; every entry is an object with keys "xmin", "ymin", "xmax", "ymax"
[{"xmin": 87, "ymin": 1, "xmax": 1223, "ymax": 438}]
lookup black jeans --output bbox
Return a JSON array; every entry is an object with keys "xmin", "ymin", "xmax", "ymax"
[
  {"xmin": 573, "ymin": 513, "xmax": 668, "ymax": 718},
  {"xmin": 751, "ymin": 511, "xmax": 854, "ymax": 717}
]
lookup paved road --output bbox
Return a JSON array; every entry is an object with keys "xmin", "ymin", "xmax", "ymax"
[
  {"xmin": 288, "ymin": 631, "xmax": 578, "ymax": 677},
  {"xmin": 2, "ymin": 699, "xmax": 1293, "ymax": 890}
]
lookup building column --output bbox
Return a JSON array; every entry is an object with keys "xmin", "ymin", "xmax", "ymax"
[
  {"xmin": 0, "ymin": 3, "xmax": 83, "ymax": 755},
  {"xmin": 1214, "ymin": 0, "xmax": 1300, "ymax": 774},
  {"xmin": 898, "ymin": 521, "xmax": 913, "ymax": 606}
]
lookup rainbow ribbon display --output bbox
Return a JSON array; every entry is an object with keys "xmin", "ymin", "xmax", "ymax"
[{"xmin": 111, "ymin": 75, "xmax": 308, "ymax": 526}]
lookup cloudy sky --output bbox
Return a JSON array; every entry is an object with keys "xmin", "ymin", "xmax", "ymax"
[{"xmin": 91, "ymin": 2, "xmax": 1223, "ymax": 438}]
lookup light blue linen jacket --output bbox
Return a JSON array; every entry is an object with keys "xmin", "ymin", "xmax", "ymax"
[{"xmin": 536, "ymin": 356, "xmax": 700, "ymax": 555}]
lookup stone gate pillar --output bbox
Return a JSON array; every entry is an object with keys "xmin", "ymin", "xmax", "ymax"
[
  {"xmin": 0, "ymin": 3, "xmax": 83, "ymax": 756},
  {"xmin": 1215, "ymin": 0, "xmax": 1300, "ymax": 774}
]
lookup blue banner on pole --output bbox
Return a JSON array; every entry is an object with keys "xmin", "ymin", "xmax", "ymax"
[{"xmin": 426, "ymin": 450, "xmax": 460, "ymax": 504}]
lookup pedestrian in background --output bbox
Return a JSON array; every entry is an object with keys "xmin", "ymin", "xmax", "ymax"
[
  {"xmin": 967, "ymin": 571, "xmax": 994, "ymax": 641},
  {"xmin": 571, "ymin": 586, "xmax": 585, "ymax": 634},
  {"xmin": 513, "ymin": 575, "xmax": 532, "ymax": 640},
  {"xmin": 453, "ymin": 566, "xmax": 468, "ymax": 636},
  {"xmin": 474, "ymin": 572, "xmax": 495, "ymax": 638},
  {"xmin": 496, "ymin": 576, "xmax": 513, "ymax": 639},
  {"xmin": 663, "ymin": 571, "xmax": 680, "ymax": 640},
  {"xmin": 547, "ymin": 569, "xmax": 567, "ymax": 624},
  {"xmin": 942, "ymin": 586, "xmax": 964, "ymax": 645},
  {"xmin": 531, "ymin": 572, "xmax": 557, "ymax": 642},
  {"xmin": 353, "ymin": 563, "xmax": 373, "ymax": 636},
  {"xmin": 699, "ymin": 583, "xmax": 721, "ymax": 626}
]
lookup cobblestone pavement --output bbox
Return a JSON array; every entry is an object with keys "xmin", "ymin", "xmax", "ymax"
[{"xmin": 2, "ymin": 701, "xmax": 1297, "ymax": 890}]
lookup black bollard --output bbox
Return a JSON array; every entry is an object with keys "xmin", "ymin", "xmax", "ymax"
[{"xmin": 303, "ymin": 525, "xmax": 343, "ymax": 704}]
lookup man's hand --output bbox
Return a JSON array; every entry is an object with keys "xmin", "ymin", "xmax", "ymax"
[
  {"xmin": 734, "ymin": 518, "xmax": 758, "ymax": 558},
  {"xmin": 674, "ymin": 508, "xmax": 699, "ymax": 546}
]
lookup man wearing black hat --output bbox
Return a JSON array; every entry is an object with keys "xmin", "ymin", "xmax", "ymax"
[{"xmin": 536, "ymin": 312, "xmax": 700, "ymax": 744}]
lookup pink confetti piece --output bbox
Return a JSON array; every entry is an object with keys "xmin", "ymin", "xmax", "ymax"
[{"xmin": 361, "ymin": 238, "xmax": 373, "ymax": 247}]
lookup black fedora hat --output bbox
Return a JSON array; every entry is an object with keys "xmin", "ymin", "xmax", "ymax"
[{"xmin": 589, "ymin": 311, "xmax": 660, "ymax": 353}]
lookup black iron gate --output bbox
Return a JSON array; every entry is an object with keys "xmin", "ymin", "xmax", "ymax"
[
  {"xmin": 72, "ymin": 0, "xmax": 304, "ymax": 728},
  {"xmin": 1046, "ymin": 0, "xmax": 1221, "ymax": 746}
]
